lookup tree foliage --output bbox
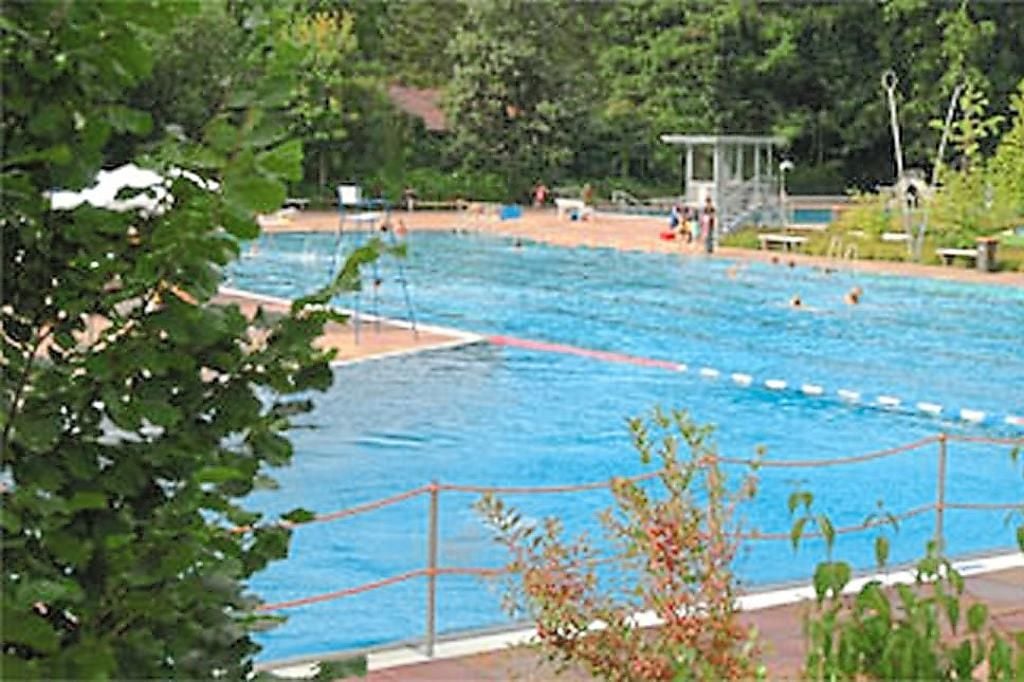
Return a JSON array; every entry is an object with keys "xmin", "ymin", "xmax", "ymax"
[
  {"xmin": 0, "ymin": 1, "xmax": 375, "ymax": 676},
  {"xmin": 791, "ymin": 483, "xmax": 1024, "ymax": 680},
  {"xmin": 84, "ymin": 0, "xmax": 1024, "ymax": 201},
  {"xmin": 285, "ymin": 10, "xmax": 360, "ymax": 198},
  {"xmin": 445, "ymin": 0, "xmax": 592, "ymax": 198}
]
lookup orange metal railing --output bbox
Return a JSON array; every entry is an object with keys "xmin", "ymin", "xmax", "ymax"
[{"xmin": 249, "ymin": 433, "xmax": 1023, "ymax": 656}]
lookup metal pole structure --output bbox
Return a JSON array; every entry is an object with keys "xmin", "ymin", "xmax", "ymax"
[
  {"xmin": 685, "ymin": 145, "xmax": 694, "ymax": 205},
  {"xmin": 425, "ymin": 482, "xmax": 439, "ymax": 657},
  {"xmin": 882, "ymin": 70, "xmax": 912, "ymax": 256},
  {"xmin": 709, "ymin": 143, "xmax": 720, "ymax": 254},
  {"xmin": 931, "ymin": 83, "xmax": 965, "ymax": 188},
  {"xmin": 753, "ymin": 142, "xmax": 761, "ymax": 206},
  {"xmin": 935, "ymin": 434, "xmax": 948, "ymax": 556},
  {"xmin": 916, "ymin": 83, "xmax": 965, "ymax": 260}
]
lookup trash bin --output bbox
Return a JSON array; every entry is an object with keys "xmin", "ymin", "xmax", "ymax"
[{"xmin": 976, "ymin": 237, "xmax": 998, "ymax": 272}]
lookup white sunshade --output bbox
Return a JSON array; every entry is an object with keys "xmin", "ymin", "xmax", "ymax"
[{"xmin": 49, "ymin": 163, "xmax": 219, "ymax": 215}]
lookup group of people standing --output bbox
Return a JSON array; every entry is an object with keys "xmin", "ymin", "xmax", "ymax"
[{"xmin": 664, "ymin": 196, "xmax": 716, "ymax": 253}]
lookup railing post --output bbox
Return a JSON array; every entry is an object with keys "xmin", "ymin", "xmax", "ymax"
[
  {"xmin": 425, "ymin": 481, "xmax": 439, "ymax": 657},
  {"xmin": 935, "ymin": 434, "xmax": 948, "ymax": 555}
]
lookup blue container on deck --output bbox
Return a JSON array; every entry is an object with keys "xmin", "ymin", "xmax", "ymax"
[{"xmin": 499, "ymin": 204, "xmax": 522, "ymax": 220}]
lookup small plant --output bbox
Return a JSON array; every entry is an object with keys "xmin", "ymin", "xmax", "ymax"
[
  {"xmin": 478, "ymin": 409, "xmax": 763, "ymax": 681},
  {"xmin": 830, "ymin": 191, "xmax": 897, "ymax": 241},
  {"xmin": 791, "ymin": 488, "xmax": 1024, "ymax": 680}
]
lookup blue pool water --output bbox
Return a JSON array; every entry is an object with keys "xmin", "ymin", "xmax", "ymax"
[
  {"xmin": 792, "ymin": 207, "xmax": 834, "ymax": 224},
  {"xmin": 228, "ymin": 231, "xmax": 1023, "ymax": 662}
]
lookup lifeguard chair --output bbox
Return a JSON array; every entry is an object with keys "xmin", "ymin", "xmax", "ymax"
[{"xmin": 333, "ymin": 184, "xmax": 417, "ymax": 342}]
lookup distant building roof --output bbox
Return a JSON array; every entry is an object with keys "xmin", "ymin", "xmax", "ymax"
[{"xmin": 387, "ymin": 85, "xmax": 448, "ymax": 132}]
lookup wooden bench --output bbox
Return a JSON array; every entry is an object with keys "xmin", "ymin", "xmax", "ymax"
[
  {"xmin": 936, "ymin": 247, "xmax": 978, "ymax": 266},
  {"xmin": 758, "ymin": 234, "xmax": 807, "ymax": 251},
  {"xmin": 283, "ymin": 197, "xmax": 310, "ymax": 210}
]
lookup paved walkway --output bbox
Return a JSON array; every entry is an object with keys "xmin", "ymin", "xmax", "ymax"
[{"xmin": 344, "ymin": 565, "xmax": 1023, "ymax": 680}]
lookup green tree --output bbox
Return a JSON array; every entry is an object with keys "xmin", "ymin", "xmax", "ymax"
[
  {"xmin": 445, "ymin": 0, "xmax": 590, "ymax": 198},
  {"xmin": 594, "ymin": 1, "xmax": 716, "ymax": 182},
  {"xmin": 127, "ymin": 2, "xmax": 249, "ymax": 144},
  {"xmin": 286, "ymin": 10, "xmax": 359, "ymax": 199},
  {"xmin": 988, "ymin": 79, "xmax": 1024, "ymax": 227},
  {"xmin": 381, "ymin": 0, "xmax": 465, "ymax": 88},
  {"xmin": 1, "ymin": 1, "xmax": 371, "ymax": 676}
]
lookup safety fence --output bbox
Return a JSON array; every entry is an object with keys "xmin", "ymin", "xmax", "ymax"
[{"xmin": 251, "ymin": 433, "xmax": 1023, "ymax": 657}]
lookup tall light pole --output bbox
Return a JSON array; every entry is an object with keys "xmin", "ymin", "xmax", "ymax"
[{"xmin": 779, "ymin": 159, "xmax": 794, "ymax": 225}]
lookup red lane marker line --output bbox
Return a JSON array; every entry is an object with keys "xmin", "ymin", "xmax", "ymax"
[{"xmin": 489, "ymin": 334, "xmax": 683, "ymax": 372}]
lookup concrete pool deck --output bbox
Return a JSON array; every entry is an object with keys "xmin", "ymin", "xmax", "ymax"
[
  {"xmin": 257, "ymin": 553, "xmax": 1024, "ymax": 680},
  {"xmin": 214, "ymin": 288, "xmax": 483, "ymax": 365},
  {"xmin": 260, "ymin": 208, "xmax": 1024, "ymax": 289}
]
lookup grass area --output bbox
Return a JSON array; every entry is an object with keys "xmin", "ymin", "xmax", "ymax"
[{"xmin": 722, "ymin": 226, "xmax": 1024, "ymax": 272}]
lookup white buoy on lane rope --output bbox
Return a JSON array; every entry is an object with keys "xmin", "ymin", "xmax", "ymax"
[{"xmin": 960, "ymin": 408, "xmax": 985, "ymax": 423}]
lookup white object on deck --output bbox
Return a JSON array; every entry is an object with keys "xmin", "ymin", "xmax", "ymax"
[
  {"xmin": 554, "ymin": 197, "xmax": 591, "ymax": 220},
  {"xmin": 338, "ymin": 184, "xmax": 362, "ymax": 206},
  {"xmin": 881, "ymin": 232, "xmax": 910, "ymax": 242}
]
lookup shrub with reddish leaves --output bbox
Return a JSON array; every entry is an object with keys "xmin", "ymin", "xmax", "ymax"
[{"xmin": 478, "ymin": 409, "xmax": 764, "ymax": 681}]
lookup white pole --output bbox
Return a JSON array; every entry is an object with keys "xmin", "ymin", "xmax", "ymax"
[
  {"xmin": 883, "ymin": 70, "xmax": 912, "ymax": 255},
  {"xmin": 685, "ymin": 145, "xmax": 694, "ymax": 205}
]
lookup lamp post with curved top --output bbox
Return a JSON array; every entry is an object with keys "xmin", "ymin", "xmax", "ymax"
[{"xmin": 779, "ymin": 159, "xmax": 794, "ymax": 226}]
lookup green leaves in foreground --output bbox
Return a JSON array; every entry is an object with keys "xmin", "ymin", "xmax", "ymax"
[{"xmin": 0, "ymin": 0, "xmax": 386, "ymax": 678}]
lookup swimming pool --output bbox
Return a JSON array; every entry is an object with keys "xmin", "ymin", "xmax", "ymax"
[{"xmin": 228, "ymin": 231, "xmax": 1024, "ymax": 662}]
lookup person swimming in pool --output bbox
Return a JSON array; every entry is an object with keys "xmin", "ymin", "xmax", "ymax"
[
  {"xmin": 844, "ymin": 286, "xmax": 862, "ymax": 305},
  {"xmin": 789, "ymin": 294, "xmax": 803, "ymax": 308}
]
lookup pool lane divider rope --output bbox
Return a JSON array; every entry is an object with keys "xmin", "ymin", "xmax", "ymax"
[
  {"xmin": 486, "ymin": 334, "xmax": 1024, "ymax": 430},
  {"xmin": 220, "ymin": 287, "xmax": 1021, "ymax": 426}
]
